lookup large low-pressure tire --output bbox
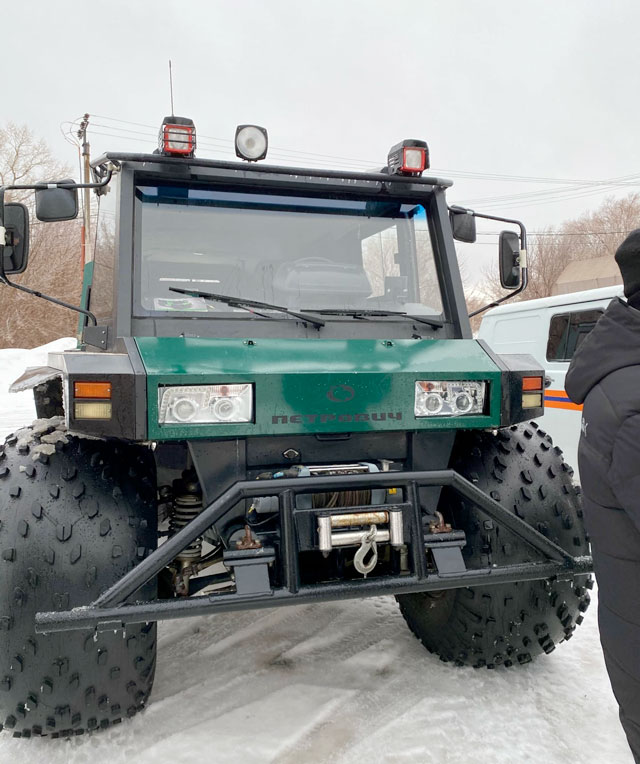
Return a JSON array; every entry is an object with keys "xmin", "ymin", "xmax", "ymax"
[
  {"xmin": 0, "ymin": 418, "xmax": 157, "ymax": 737},
  {"xmin": 397, "ymin": 421, "xmax": 593, "ymax": 669}
]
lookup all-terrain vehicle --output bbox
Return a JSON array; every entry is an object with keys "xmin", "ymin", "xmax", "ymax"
[{"xmin": 0, "ymin": 119, "xmax": 592, "ymax": 737}]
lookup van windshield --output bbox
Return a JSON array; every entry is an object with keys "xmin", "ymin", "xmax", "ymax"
[{"xmin": 134, "ymin": 185, "xmax": 442, "ymax": 317}]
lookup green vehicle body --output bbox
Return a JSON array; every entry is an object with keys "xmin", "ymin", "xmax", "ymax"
[
  {"xmin": 137, "ymin": 336, "xmax": 502, "ymax": 440},
  {"xmin": 2, "ymin": 133, "xmax": 590, "ymax": 636}
]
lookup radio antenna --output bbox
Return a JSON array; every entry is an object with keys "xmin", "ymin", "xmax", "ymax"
[{"xmin": 168, "ymin": 59, "xmax": 175, "ymax": 116}]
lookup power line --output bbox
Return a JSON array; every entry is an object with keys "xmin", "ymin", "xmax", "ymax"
[
  {"xmin": 91, "ymin": 115, "xmax": 381, "ymax": 167},
  {"xmin": 87, "ymin": 126, "xmax": 378, "ymax": 170},
  {"xmin": 456, "ymin": 172, "xmax": 640, "ymax": 209},
  {"xmin": 84, "ymin": 115, "xmax": 640, "ymax": 215},
  {"xmin": 91, "ymin": 113, "xmax": 636, "ymax": 187},
  {"xmin": 452, "ymin": 185, "xmax": 638, "ymax": 214},
  {"xmin": 476, "ymin": 230, "xmax": 633, "ymax": 237}
]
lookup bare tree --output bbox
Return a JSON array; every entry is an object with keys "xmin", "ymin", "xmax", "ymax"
[
  {"xmin": 0, "ymin": 123, "xmax": 68, "ymax": 193},
  {"xmin": 525, "ymin": 227, "xmax": 570, "ymax": 299},
  {"xmin": 560, "ymin": 193, "xmax": 640, "ymax": 261},
  {"xmin": 463, "ymin": 286, "xmax": 491, "ymax": 334},
  {"xmin": 1, "ymin": 123, "xmax": 83, "ymax": 349}
]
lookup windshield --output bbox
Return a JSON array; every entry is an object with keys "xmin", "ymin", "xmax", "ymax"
[{"xmin": 135, "ymin": 185, "xmax": 443, "ymax": 317}]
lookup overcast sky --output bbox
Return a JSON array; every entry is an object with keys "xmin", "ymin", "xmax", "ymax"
[{"xmin": 5, "ymin": 0, "xmax": 640, "ymax": 281}]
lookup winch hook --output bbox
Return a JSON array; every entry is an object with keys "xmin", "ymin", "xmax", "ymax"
[{"xmin": 353, "ymin": 524, "xmax": 379, "ymax": 578}]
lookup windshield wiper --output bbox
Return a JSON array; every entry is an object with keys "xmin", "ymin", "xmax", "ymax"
[
  {"xmin": 169, "ymin": 287, "xmax": 325, "ymax": 329},
  {"xmin": 308, "ymin": 309, "xmax": 443, "ymax": 329}
]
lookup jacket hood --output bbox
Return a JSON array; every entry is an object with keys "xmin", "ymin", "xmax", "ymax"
[{"xmin": 566, "ymin": 298, "xmax": 640, "ymax": 404}]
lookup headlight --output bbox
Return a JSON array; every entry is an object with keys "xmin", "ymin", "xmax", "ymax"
[
  {"xmin": 158, "ymin": 384, "xmax": 253, "ymax": 424},
  {"xmin": 415, "ymin": 380, "xmax": 487, "ymax": 417}
]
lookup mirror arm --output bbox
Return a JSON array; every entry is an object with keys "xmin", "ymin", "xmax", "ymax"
[
  {"xmin": 469, "ymin": 265, "xmax": 529, "ymax": 318},
  {"xmin": 0, "ymin": 267, "xmax": 98, "ymax": 327},
  {"xmin": 2, "ymin": 171, "xmax": 113, "ymax": 194},
  {"xmin": 470, "ymin": 211, "xmax": 527, "ymax": 251},
  {"xmin": 457, "ymin": 208, "xmax": 529, "ymax": 319},
  {"xmin": 453, "ymin": 207, "xmax": 527, "ymax": 250}
]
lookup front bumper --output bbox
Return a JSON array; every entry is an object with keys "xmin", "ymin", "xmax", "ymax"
[{"xmin": 35, "ymin": 469, "xmax": 592, "ymax": 633}]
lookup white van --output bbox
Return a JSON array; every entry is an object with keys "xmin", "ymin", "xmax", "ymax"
[{"xmin": 477, "ymin": 284, "xmax": 624, "ymax": 475}]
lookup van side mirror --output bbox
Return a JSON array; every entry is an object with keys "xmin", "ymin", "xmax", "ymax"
[
  {"xmin": 35, "ymin": 179, "xmax": 78, "ymax": 222},
  {"xmin": 2, "ymin": 202, "xmax": 30, "ymax": 274},
  {"xmin": 449, "ymin": 207, "xmax": 477, "ymax": 243},
  {"xmin": 499, "ymin": 230, "xmax": 521, "ymax": 289}
]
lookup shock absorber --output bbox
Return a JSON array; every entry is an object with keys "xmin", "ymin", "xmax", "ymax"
[{"xmin": 169, "ymin": 471, "xmax": 204, "ymax": 594}]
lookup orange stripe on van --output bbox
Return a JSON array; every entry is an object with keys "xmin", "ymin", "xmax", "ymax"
[
  {"xmin": 544, "ymin": 389, "xmax": 583, "ymax": 411},
  {"xmin": 544, "ymin": 400, "xmax": 583, "ymax": 411}
]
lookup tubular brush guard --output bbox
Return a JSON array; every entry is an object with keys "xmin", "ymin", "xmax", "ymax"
[{"xmin": 35, "ymin": 470, "xmax": 593, "ymax": 633}]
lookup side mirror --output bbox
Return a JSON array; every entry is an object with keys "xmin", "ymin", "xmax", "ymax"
[
  {"xmin": 450, "ymin": 208, "xmax": 477, "ymax": 243},
  {"xmin": 2, "ymin": 202, "xmax": 30, "ymax": 274},
  {"xmin": 499, "ymin": 230, "xmax": 522, "ymax": 289},
  {"xmin": 35, "ymin": 179, "xmax": 78, "ymax": 222}
]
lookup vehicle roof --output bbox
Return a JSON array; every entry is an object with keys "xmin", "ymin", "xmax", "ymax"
[
  {"xmin": 482, "ymin": 284, "xmax": 624, "ymax": 318},
  {"xmin": 93, "ymin": 152, "xmax": 454, "ymax": 188}
]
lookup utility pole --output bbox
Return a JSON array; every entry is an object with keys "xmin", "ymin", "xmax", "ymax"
[{"xmin": 77, "ymin": 114, "xmax": 91, "ymax": 267}]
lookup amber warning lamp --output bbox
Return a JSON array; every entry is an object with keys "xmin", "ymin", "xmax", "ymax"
[{"xmin": 158, "ymin": 116, "xmax": 196, "ymax": 157}]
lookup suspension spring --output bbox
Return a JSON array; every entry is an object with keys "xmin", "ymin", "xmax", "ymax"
[{"xmin": 169, "ymin": 475, "xmax": 204, "ymax": 563}]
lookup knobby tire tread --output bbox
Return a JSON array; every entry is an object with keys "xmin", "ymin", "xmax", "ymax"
[
  {"xmin": 397, "ymin": 422, "xmax": 592, "ymax": 669},
  {"xmin": 0, "ymin": 419, "xmax": 158, "ymax": 737}
]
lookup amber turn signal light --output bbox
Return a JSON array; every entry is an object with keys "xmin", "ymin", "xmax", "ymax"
[
  {"xmin": 74, "ymin": 381, "xmax": 112, "ymax": 399},
  {"xmin": 522, "ymin": 376, "xmax": 543, "ymax": 391}
]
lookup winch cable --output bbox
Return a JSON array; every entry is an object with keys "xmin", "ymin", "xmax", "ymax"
[{"xmin": 312, "ymin": 490, "xmax": 372, "ymax": 509}]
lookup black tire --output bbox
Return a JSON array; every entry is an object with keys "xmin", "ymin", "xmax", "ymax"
[
  {"xmin": 0, "ymin": 418, "xmax": 158, "ymax": 737},
  {"xmin": 397, "ymin": 421, "xmax": 593, "ymax": 669}
]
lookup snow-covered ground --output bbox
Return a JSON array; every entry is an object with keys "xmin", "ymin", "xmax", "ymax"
[{"xmin": 0, "ymin": 342, "xmax": 632, "ymax": 763}]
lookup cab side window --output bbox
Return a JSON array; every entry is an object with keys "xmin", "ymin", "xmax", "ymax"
[
  {"xmin": 546, "ymin": 309, "xmax": 604, "ymax": 362},
  {"xmin": 91, "ymin": 220, "xmax": 116, "ymax": 322}
]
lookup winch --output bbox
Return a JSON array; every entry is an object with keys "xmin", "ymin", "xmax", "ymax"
[
  {"xmin": 251, "ymin": 461, "xmax": 404, "ymax": 577},
  {"xmin": 317, "ymin": 508, "xmax": 405, "ymax": 576}
]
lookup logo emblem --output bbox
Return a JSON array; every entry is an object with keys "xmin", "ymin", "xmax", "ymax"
[{"xmin": 327, "ymin": 384, "xmax": 355, "ymax": 403}]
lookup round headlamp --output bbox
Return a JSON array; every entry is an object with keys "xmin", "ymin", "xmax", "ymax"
[
  {"xmin": 235, "ymin": 125, "xmax": 268, "ymax": 161},
  {"xmin": 454, "ymin": 392, "xmax": 473, "ymax": 413},
  {"xmin": 212, "ymin": 396, "xmax": 239, "ymax": 421},
  {"xmin": 417, "ymin": 392, "xmax": 444, "ymax": 416},
  {"xmin": 171, "ymin": 397, "xmax": 198, "ymax": 422}
]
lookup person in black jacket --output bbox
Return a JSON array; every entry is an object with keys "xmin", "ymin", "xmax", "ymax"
[{"xmin": 566, "ymin": 229, "xmax": 640, "ymax": 763}]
